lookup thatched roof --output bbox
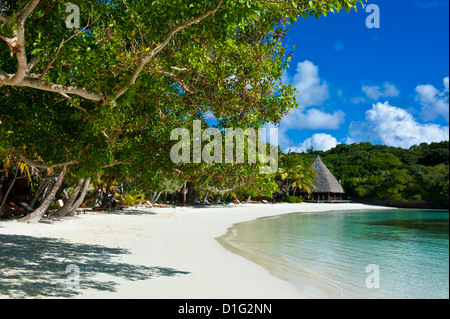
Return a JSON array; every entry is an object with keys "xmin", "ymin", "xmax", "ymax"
[{"xmin": 310, "ymin": 156, "xmax": 345, "ymax": 194}]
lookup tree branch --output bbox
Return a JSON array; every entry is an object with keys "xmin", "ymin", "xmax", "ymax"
[
  {"xmin": 15, "ymin": 148, "xmax": 80, "ymax": 169},
  {"xmin": 9, "ymin": 0, "xmax": 41, "ymax": 85},
  {"xmin": 26, "ymin": 58, "xmax": 40, "ymax": 73},
  {"xmin": 112, "ymin": 0, "xmax": 223, "ymax": 102},
  {"xmin": 39, "ymin": 19, "xmax": 95, "ymax": 81},
  {"xmin": 0, "ymin": 34, "xmax": 8, "ymax": 43},
  {"xmin": 0, "ymin": 70, "xmax": 104, "ymax": 101},
  {"xmin": 17, "ymin": 0, "xmax": 41, "ymax": 23},
  {"xmin": 102, "ymin": 161, "xmax": 132, "ymax": 168},
  {"xmin": 0, "ymin": 0, "xmax": 222, "ymax": 104},
  {"xmin": 14, "ymin": 148, "xmax": 130, "ymax": 170},
  {"xmin": 171, "ymin": 66, "xmax": 189, "ymax": 72},
  {"xmin": 158, "ymin": 69, "xmax": 193, "ymax": 93},
  {"xmin": 0, "ymin": 14, "xmax": 8, "ymax": 24},
  {"xmin": 58, "ymin": 92, "xmax": 89, "ymax": 115}
]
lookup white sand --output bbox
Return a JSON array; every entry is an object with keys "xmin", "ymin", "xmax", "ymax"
[{"xmin": 0, "ymin": 203, "xmax": 393, "ymax": 299}]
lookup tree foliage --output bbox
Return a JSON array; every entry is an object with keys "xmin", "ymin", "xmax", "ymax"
[
  {"xmin": 0, "ymin": 0, "xmax": 367, "ymax": 221},
  {"xmin": 294, "ymin": 141, "xmax": 449, "ymax": 206}
]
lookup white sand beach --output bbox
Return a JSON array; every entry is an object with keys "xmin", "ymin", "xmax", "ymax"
[{"xmin": 0, "ymin": 203, "xmax": 393, "ymax": 299}]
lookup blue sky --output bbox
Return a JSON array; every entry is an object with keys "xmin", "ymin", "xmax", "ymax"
[{"xmin": 277, "ymin": 0, "xmax": 449, "ymax": 152}]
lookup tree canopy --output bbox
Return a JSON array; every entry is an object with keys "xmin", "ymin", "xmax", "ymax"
[{"xmin": 0, "ymin": 0, "xmax": 367, "ymax": 222}]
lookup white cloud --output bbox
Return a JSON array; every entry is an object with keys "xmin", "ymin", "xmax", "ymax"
[
  {"xmin": 345, "ymin": 121, "xmax": 375, "ymax": 144},
  {"xmin": 282, "ymin": 108, "xmax": 345, "ymax": 130},
  {"xmin": 289, "ymin": 60, "xmax": 330, "ymax": 108},
  {"xmin": 351, "ymin": 97, "xmax": 368, "ymax": 104},
  {"xmin": 287, "ymin": 134, "xmax": 340, "ymax": 153},
  {"xmin": 348, "ymin": 102, "xmax": 449, "ymax": 148},
  {"xmin": 362, "ymin": 82, "xmax": 400, "ymax": 101},
  {"xmin": 415, "ymin": 76, "xmax": 449, "ymax": 122},
  {"xmin": 277, "ymin": 60, "xmax": 346, "ymax": 152},
  {"xmin": 279, "ymin": 60, "xmax": 345, "ymax": 131}
]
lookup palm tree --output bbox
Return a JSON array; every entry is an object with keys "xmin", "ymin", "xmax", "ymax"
[
  {"xmin": 291, "ymin": 168, "xmax": 317, "ymax": 196},
  {"xmin": 278, "ymin": 152, "xmax": 297, "ymax": 195},
  {"xmin": 277, "ymin": 152, "xmax": 317, "ymax": 196}
]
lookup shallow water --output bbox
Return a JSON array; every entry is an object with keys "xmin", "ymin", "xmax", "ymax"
[{"xmin": 221, "ymin": 209, "xmax": 449, "ymax": 299}]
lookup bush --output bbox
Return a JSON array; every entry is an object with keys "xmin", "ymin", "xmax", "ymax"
[
  {"xmin": 84, "ymin": 199, "xmax": 94, "ymax": 207},
  {"xmin": 282, "ymin": 196, "xmax": 303, "ymax": 203},
  {"xmin": 48, "ymin": 202, "xmax": 58, "ymax": 210}
]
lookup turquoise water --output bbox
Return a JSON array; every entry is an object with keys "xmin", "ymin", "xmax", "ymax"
[{"xmin": 223, "ymin": 209, "xmax": 449, "ymax": 299}]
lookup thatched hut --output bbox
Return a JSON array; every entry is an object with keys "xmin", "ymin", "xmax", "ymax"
[{"xmin": 308, "ymin": 156, "xmax": 345, "ymax": 201}]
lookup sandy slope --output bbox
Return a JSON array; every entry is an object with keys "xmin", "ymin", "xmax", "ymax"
[{"xmin": 0, "ymin": 203, "xmax": 393, "ymax": 299}]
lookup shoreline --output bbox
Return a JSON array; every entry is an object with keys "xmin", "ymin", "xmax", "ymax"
[
  {"xmin": 216, "ymin": 206, "xmax": 400, "ymax": 299},
  {"xmin": 0, "ymin": 203, "xmax": 394, "ymax": 299}
]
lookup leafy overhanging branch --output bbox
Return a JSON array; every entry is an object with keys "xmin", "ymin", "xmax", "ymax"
[
  {"xmin": 2, "ymin": 0, "xmax": 41, "ymax": 85},
  {"xmin": 13, "ymin": 147, "xmax": 130, "ymax": 170},
  {"xmin": 0, "ymin": 0, "xmax": 363, "ymax": 104},
  {"xmin": 0, "ymin": 0, "xmax": 224, "ymax": 104}
]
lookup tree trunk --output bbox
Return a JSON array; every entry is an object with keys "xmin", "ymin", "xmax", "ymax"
[
  {"xmin": 19, "ymin": 166, "xmax": 67, "ymax": 223},
  {"xmin": 52, "ymin": 179, "xmax": 84, "ymax": 221},
  {"xmin": 101, "ymin": 176, "xmax": 113, "ymax": 207},
  {"xmin": 187, "ymin": 188, "xmax": 195, "ymax": 204},
  {"xmin": 0, "ymin": 170, "xmax": 7, "ymax": 211},
  {"xmin": 94, "ymin": 184, "xmax": 102, "ymax": 205},
  {"xmin": 67, "ymin": 178, "xmax": 91, "ymax": 216},
  {"xmin": 0, "ymin": 168, "xmax": 19, "ymax": 211},
  {"xmin": 55, "ymin": 182, "xmax": 68, "ymax": 202},
  {"xmin": 62, "ymin": 188, "xmax": 70, "ymax": 200},
  {"xmin": 182, "ymin": 181, "xmax": 187, "ymax": 204},
  {"xmin": 41, "ymin": 177, "xmax": 55, "ymax": 203},
  {"xmin": 29, "ymin": 177, "xmax": 50, "ymax": 209},
  {"xmin": 122, "ymin": 182, "xmax": 127, "ymax": 196}
]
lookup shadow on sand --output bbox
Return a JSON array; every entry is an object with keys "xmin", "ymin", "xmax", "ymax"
[
  {"xmin": 0, "ymin": 233, "xmax": 190, "ymax": 298},
  {"xmin": 94, "ymin": 208, "xmax": 159, "ymax": 216}
]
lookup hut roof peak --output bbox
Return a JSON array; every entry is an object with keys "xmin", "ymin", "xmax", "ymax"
[{"xmin": 310, "ymin": 156, "xmax": 345, "ymax": 194}]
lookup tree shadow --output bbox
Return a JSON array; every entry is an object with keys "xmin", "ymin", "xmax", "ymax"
[
  {"xmin": 94, "ymin": 209, "xmax": 158, "ymax": 216},
  {"xmin": 0, "ymin": 233, "xmax": 190, "ymax": 298}
]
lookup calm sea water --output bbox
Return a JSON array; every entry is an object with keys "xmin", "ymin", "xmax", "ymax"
[{"xmin": 222, "ymin": 209, "xmax": 449, "ymax": 299}]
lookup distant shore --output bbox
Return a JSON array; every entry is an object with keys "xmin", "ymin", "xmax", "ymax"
[
  {"xmin": 354, "ymin": 199, "xmax": 449, "ymax": 210},
  {"xmin": 0, "ymin": 202, "xmax": 394, "ymax": 299}
]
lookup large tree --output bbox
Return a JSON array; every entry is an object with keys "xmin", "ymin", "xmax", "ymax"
[
  {"xmin": 1, "ymin": 0, "xmax": 364, "ymax": 106},
  {"xmin": 1, "ymin": 0, "xmax": 365, "ymax": 221}
]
